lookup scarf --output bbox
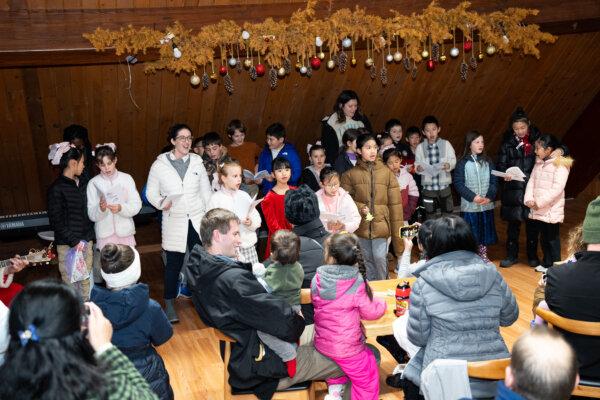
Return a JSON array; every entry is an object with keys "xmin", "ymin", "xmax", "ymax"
[{"xmin": 517, "ymin": 133, "xmax": 532, "ymax": 156}]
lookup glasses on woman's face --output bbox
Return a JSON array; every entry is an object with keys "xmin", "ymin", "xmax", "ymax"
[
  {"xmin": 176, "ymin": 136, "xmax": 193, "ymax": 142},
  {"xmin": 325, "ymin": 182, "xmax": 340, "ymax": 189}
]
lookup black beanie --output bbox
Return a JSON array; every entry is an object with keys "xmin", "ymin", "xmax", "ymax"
[
  {"xmin": 510, "ymin": 107, "xmax": 529, "ymax": 124},
  {"xmin": 284, "ymin": 185, "xmax": 320, "ymax": 226}
]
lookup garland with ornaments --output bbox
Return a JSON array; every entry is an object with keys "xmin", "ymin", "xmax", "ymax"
[{"xmin": 84, "ymin": 0, "xmax": 556, "ymax": 92}]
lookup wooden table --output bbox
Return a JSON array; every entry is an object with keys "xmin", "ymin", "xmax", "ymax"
[{"xmin": 301, "ymin": 277, "xmax": 416, "ymax": 337}]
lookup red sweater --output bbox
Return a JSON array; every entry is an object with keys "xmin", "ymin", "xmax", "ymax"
[{"xmin": 261, "ymin": 187, "xmax": 296, "ymax": 258}]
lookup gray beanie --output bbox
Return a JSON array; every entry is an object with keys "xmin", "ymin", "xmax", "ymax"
[{"xmin": 284, "ymin": 185, "xmax": 320, "ymax": 226}]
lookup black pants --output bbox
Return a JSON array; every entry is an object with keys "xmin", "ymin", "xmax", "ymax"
[
  {"xmin": 422, "ymin": 187, "xmax": 454, "ymax": 220},
  {"xmin": 531, "ymin": 220, "xmax": 561, "ymax": 267},
  {"xmin": 401, "ymin": 378, "xmax": 425, "ymax": 400},
  {"xmin": 506, "ymin": 219, "xmax": 539, "ymax": 261},
  {"xmin": 164, "ymin": 220, "xmax": 201, "ymax": 300}
]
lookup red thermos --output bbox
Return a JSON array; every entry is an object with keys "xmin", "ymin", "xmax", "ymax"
[{"xmin": 395, "ymin": 281, "xmax": 411, "ymax": 317}]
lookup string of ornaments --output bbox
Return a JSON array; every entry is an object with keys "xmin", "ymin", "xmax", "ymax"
[{"xmin": 84, "ymin": 0, "xmax": 556, "ymax": 93}]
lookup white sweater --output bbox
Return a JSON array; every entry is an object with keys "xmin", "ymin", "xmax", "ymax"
[
  {"xmin": 87, "ymin": 171, "xmax": 142, "ymax": 241},
  {"xmin": 146, "ymin": 152, "xmax": 212, "ymax": 252},
  {"xmin": 206, "ymin": 189, "xmax": 262, "ymax": 247},
  {"xmin": 414, "ymin": 138, "xmax": 456, "ymax": 188},
  {"xmin": 315, "ymin": 187, "xmax": 361, "ymax": 233}
]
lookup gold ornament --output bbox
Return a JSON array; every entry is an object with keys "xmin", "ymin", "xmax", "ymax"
[
  {"xmin": 295, "ymin": 62, "xmax": 302, "ymax": 70},
  {"xmin": 439, "ymin": 54, "xmax": 447, "ymax": 63},
  {"xmin": 393, "ymin": 51, "xmax": 402, "ymax": 62},
  {"xmin": 486, "ymin": 44, "xmax": 496, "ymax": 55},
  {"xmin": 318, "ymin": 52, "xmax": 325, "ymax": 60},
  {"xmin": 326, "ymin": 59, "xmax": 335, "ymax": 69},
  {"xmin": 243, "ymin": 59, "xmax": 252, "ymax": 68},
  {"xmin": 421, "ymin": 50, "xmax": 429, "ymax": 59},
  {"xmin": 351, "ymin": 58, "xmax": 357, "ymax": 66},
  {"xmin": 477, "ymin": 53, "xmax": 484, "ymax": 60},
  {"xmin": 190, "ymin": 73, "xmax": 201, "ymax": 86},
  {"xmin": 365, "ymin": 57, "xmax": 374, "ymax": 67},
  {"xmin": 210, "ymin": 73, "xmax": 218, "ymax": 81}
]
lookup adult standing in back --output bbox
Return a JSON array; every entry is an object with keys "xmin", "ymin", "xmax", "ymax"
[
  {"xmin": 321, "ymin": 90, "xmax": 372, "ymax": 165},
  {"xmin": 146, "ymin": 123, "xmax": 212, "ymax": 323}
]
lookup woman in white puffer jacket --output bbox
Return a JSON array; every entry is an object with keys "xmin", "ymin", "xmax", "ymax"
[{"xmin": 146, "ymin": 124, "xmax": 212, "ymax": 322}]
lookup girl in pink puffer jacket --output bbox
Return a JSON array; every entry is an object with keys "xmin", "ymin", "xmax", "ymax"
[
  {"xmin": 311, "ymin": 233, "xmax": 387, "ymax": 400},
  {"xmin": 524, "ymin": 134, "xmax": 573, "ymax": 268}
]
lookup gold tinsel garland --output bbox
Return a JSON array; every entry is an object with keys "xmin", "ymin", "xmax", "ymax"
[{"xmin": 84, "ymin": 0, "xmax": 556, "ymax": 76}]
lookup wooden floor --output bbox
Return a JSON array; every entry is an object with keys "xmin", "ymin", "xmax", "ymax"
[{"xmin": 0, "ymin": 194, "xmax": 595, "ymax": 399}]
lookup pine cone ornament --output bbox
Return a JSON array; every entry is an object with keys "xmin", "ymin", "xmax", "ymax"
[
  {"xmin": 236, "ymin": 59, "xmax": 242, "ymax": 73},
  {"xmin": 332, "ymin": 53, "xmax": 339, "ymax": 65},
  {"xmin": 249, "ymin": 66, "xmax": 257, "ymax": 81},
  {"xmin": 201, "ymin": 73, "xmax": 210, "ymax": 89},
  {"xmin": 338, "ymin": 50, "xmax": 348, "ymax": 72},
  {"xmin": 432, "ymin": 43, "xmax": 440, "ymax": 62},
  {"xmin": 380, "ymin": 65, "xmax": 388, "ymax": 86},
  {"xmin": 283, "ymin": 58, "xmax": 292, "ymax": 74},
  {"xmin": 403, "ymin": 57, "xmax": 410, "ymax": 72},
  {"xmin": 224, "ymin": 74, "xmax": 234, "ymax": 94},
  {"xmin": 306, "ymin": 66, "xmax": 313, "ymax": 78},
  {"xmin": 369, "ymin": 64, "xmax": 376, "ymax": 80},
  {"xmin": 460, "ymin": 61, "xmax": 468, "ymax": 81},
  {"xmin": 469, "ymin": 55, "xmax": 478, "ymax": 70},
  {"xmin": 411, "ymin": 63, "xmax": 418, "ymax": 80},
  {"xmin": 269, "ymin": 67, "xmax": 278, "ymax": 89}
]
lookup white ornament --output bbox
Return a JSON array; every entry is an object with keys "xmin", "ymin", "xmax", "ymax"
[
  {"xmin": 393, "ymin": 51, "xmax": 403, "ymax": 62},
  {"xmin": 315, "ymin": 36, "xmax": 323, "ymax": 47},
  {"xmin": 326, "ymin": 60, "xmax": 335, "ymax": 69},
  {"xmin": 502, "ymin": 35, "xmax": 509, "ymax": 44},
  {"xmin": 228, "ymin": 57, "xmax": 237, "ymax": 67},
  {"xmin": 342, "ymin": 37, "xmax": 352, "ymax": 48},
  {"xmin": 173, "ymin": 46, "xmax": 182, "ymax": 59},
  {"xmin": 241, "ymin": 30, "xmax": 250, "ymax": 40},
  {"xmin": 449, "ymin": 47, "xmax": 460, "ymax": 58},
  {"xmin": 299, "ymin": 66, "xmax": 308, "ymax": 74},
  {"xmin": 486, "ymin": 45, "xmax": 496, "ymax": 55},
  {"xmin": 386, "ymin": 54, "xmax": 394, "ymax": 63},
  {"xmin": 190, "ymin": 73, "xmax": 200, "ymax": 86},
  {"xmin": 421, "ymin": 50, "xmax": 429, "ymax": 59},
  {"xmin": 278, "ymin": 67, "xmax": 286, "ymax": 76}
]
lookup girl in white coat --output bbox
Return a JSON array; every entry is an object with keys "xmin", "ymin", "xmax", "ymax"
[
  {"xmin": 207, "ymin": 159, "xmax": 262, "ymax": 264},
  {"xmin": 315, "ymin": 166, "xmax": 361, "ymax": 234},
  {"xmin": 87, "ymin": 144, "xmax": 142, "ymax": 250},
  {"xmin": 146, "ymin": 124, "xmax": 212, "ymax": 322}
]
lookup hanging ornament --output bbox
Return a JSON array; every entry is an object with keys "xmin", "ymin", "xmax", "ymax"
[
  {"xmin": 172, "ymin": 42, "xmax": 182, "ymax": 59},
  {"xmin": 269, "ymin": 67, "xmax": 278, "ymax": 89},
  {"xmin": 224, "ymin": 73, "xmax": 234, "ymax": 94},
  {"xmin": 403, "ymin": 57, "xmax": 410, "ymax": 71},
  {"xmin": 190, "ymin": 72, "xmax": 201, "ymax": 86},
  {"xmin": 210, "ymin": 62, "xmax": 217, "ymax": 82},
  {"xmin": 380, "ymin": 52, "xmax": 388, "ymax": 85},
  {"xmin": 469, "ymin": 54, "xmax": 478, "ymax": 70},
  {"xmin": 201, "ymin": 72, "xmax": 210, "ymax": 89},
  {"xmin": 426, "ymin": 59, "xmax": 435, "ymax": 71},
  {"xmin": 502, "ymin": 35, "xmax": 509, "ymax": 44},
  {"xmin": 464, "ymin": 40, "xmax": 473, "ymax": 52},
  {"xmin": 306, "ymin": 66, "xmax": 313, "ymax": 78},
  {"xmin": 299, "ymin": 65, "xmax": 308, "ymax": 75},
  {"xmin": 243, "ymin": 59, "xmax": 253, "ymax": 68},
  {"xmin": 440, "ymin": 54, "xmax": 447, "ymax": 63},
  {"xmin": 318, "ymin": 51, "xmax": 325, "ymax": 60},
  {"xmin": 315, "ymin": 36, "xmax": 323, "ymax": 47},
  {"xmin": 228, "ymin": 56, "xmax": 237, "ymax": 68},
  {"xmin": 219, "ymin": 65, "xmax": 227, "ymax": 76},
  {"xmin": 249, "ymin": 65, "xmax": 257, "ymax": 80},
  {"xmin": 365, "ymin": 58, "xmax": 374, "ymax": 67},
  {"xmin": 486, "ymin": 44, "xmax": 496, "ymax": 55},
  {"xmin": 475, "ymin": 31, "xmax": 484, "ymax": 62},
  {"xmin": 277, "ymin": 67, "xmax": 286, "ymax": 77},
  {"xmin": 386, "ymin": 53, "xmax": 394, "ymax": 63},
  {"xmin": 393, "ymin": 36, "xmax": 402, "ymax": 62},
  {"xmin": 327, "ymin": 59, "xmax": 335, "ymax": 69},
  {"xmin": 241, "ymin": 30, "xmax": 250, "ymax": 40},
  {"xmin": 432, "ymin": 43, "xmax": 440, "ymax": 62},
  {"xmin": 369, "ymin": 64, "xmax": 377, "ymax": 80},
  {"xmin": 283, "ymin": 58, "xmax": 291, "ymax": 74},
  {"xmin": 450, "ymin": 47, "xmax": 460, "ymax": 58},
  {"xmin": 255, "ymin": 63, "xmax": 266, "ymax": 76},
  {"xmin": 411, "ymin": 60, "xmax": 418, "ymax": 80},
  {"xmin": 310, "ymin": 56, "xmax": 321, "ymax": 69},
  {"xmin": 342, "ymin": 37, "xmax": 352, "ymax": 48},
  {"xmin": 351, "ymin": 58, "xmax": 357, "ymax": 66},
  {"xmin": 421, "ymin": 43, "xmax": 429, "ymax": 60},
  {"xmin": 235, "ymin": 44, "xmax": 242, "ymax": 73},
  {"xmin": 338, "ymin": 45, "xmax": 348, "ymax": 72},
  {"xmin": 460, "ymin": 61, "xmax": 468, "ymax": 81}
]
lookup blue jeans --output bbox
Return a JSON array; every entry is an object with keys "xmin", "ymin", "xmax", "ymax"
[{"xmin": 358, "ymin": 238, "xmax": 389, "ymax": 281}]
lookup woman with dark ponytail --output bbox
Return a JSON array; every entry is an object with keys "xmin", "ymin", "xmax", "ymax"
[
  {"xmin": 311, "ymin": 233, "xmax": 386, "ymax": 400},
  {"xmin": 47, "ymin": 142, "xmax": 95, "ymax": 301},
  {"xmin": 0, "ymin": 279, "xmax": 158, "ymax": 400}
]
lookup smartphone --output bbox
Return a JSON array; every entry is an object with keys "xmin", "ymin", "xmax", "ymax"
[
  {"xmin": 81, "ymin": 304, "xmax": 90, "ymax": 330},
  {"xmin": 400, "ymin": 224, "xmax": 419, "ymax": 238}
]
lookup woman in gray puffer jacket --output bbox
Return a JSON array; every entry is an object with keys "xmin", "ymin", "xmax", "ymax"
[{"xmin": 401, "ymin": 215, "xmax": 519, "ymax": 399}]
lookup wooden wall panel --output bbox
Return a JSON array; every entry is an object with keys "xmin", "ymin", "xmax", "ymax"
[{"xmin": 0, "ymin": 31, "xmax": 599, "ymax": 214}]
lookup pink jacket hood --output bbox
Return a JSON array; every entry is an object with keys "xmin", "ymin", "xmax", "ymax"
[{"xmin": 311, "ymin": 265, "xmax": 386, "ymax": 358}]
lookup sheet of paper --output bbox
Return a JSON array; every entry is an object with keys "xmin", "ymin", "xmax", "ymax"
[
  {"xmin": 247, "ymin": 195, "xmax": 264, "ymax": 217},
  {"xmin": 320, "ymin": 212, "xmax": 342, "ymax": 222},
  {"xmin": 420, "ymin": 163, "xmax": 443, "ymax": 177},
  {"xmin": 160, "ymin": 193, "xmax": 183, "ymax": 207}
]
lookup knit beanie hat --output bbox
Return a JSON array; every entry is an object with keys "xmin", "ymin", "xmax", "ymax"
[
  {"xmin": 510, "ymin": 107, "xmax": 529, "ymax": 124},
  {"xmin": 284, "ymin": 185, "xmax": 320, "ymax": 226},
  {"xmin": 583, "ymin": 196, "xmax": 600, "ymax": 244}
]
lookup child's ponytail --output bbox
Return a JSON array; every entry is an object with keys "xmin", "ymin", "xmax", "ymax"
[
  {"xmin": 353, "ymin": 244, "xmax": 373, "ymax": 300},
  {"xmin": 327, "ymin": 232, "xmax": 373, "ymax": 300}
]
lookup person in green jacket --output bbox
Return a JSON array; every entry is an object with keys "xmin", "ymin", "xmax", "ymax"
[
  {"xmin": 0, "ymin": 279, "xmax": 158, "ymax": 400},
  {"xmin": 253, "ymin": 229, "xmax": 305, "ymax": 379}
]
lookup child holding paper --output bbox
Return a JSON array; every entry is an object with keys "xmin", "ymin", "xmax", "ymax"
[
  {"xmin": 87, "ymin": 144, "xmax": 142, "ymax": 251},
  {"xmin": 315, "ymin": 166, "xmax": 360, "ymax": 233},
  {"xmin": 207, "ymin": 159, "xmax": 262, "ymax": 264}
]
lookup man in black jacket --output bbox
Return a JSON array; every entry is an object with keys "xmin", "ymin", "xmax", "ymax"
[
  {"xmin": 185, "ymin": 208, "xmax": 355, "ymax": 399},
  {"xmin": 545, "ymin": 196, "xmax": 600, "ymax": 381}
]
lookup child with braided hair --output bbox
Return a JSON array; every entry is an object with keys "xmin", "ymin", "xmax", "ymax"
[{"xmin": 311, "ymin": 233, "xmax": 387, "ymax": 400}]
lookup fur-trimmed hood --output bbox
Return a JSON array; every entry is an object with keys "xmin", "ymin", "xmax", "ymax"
[{"xmin": 537, "ymin": 155, "xmax": 574, "ymax": 169}]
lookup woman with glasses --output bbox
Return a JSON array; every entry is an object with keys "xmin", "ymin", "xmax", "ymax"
[{"xmin": 146, "ymin": 123, "xmax": 212, "ymax": 323}]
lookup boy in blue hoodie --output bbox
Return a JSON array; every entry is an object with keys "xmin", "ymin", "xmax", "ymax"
[
  {"xmin": 91, "ymin": 244, "xmax": 174, "ymax": 400},
  {"xmin": 257, "ymin": 122, "xmax": 302, "ymax": 195}
]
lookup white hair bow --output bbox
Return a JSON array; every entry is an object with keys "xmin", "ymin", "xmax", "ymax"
[
  {"xmin": 95, "ymin": 143, "xmax": 117, "ymax": 152},
  {"xmin": 48, "ymin": 142, "xmax": 74, "ymax": 166},
  {"xmin": 306, "ymin": 140, "xmax": 322, "ymax": 155}
]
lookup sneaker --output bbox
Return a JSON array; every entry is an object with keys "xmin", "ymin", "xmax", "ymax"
[
  {"xmin": 385, "ymin": 373, "xmax": 403, "ymax": 388},
  {"xmin": 178, "ymin": 283, "xmax": 192, "ymax": 299},
  {"xmin": 164, "ymin": 299, "xmax": 179, "ymax": 324},
  {"xmin": 535, "ymin": 265, "xmax": 548, "ymax": 273},
  {"xmin": 393, "ymin": 363, "xmax": 407, "ymax": 375},
  {"xmin": 528, "ymin": 259, "xmax": 541, "ymax": 268},
  {"xmin": 500, "ymin": 258, "xmax": 517, "ymax": 268}
]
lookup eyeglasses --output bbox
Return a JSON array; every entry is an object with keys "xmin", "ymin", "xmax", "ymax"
[
  {"xmin": 176, "ymin": 136, "xmax": 193, "ymax": 142},
  {"xmin": 325, "ymin": 183, "xmax": 340, "ymax": 188}
]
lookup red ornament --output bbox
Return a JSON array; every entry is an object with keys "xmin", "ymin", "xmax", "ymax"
[
  {"xmin": 255, "ymin": 63, "xmax": 266, "ymax": 76},
  {"xmin": 426, "ymin": 59, "xmax": 436, "ymax": 71},
  {"xmin": 218, "ymin": 65, "xmax": 227, "ymax": 76},
  {"xmin": 310, "ymin": 56, "xmax": 321, "ymax": 69},
  {"xmin": 463, "ymin": 40, "xmax": 473, "ymax": 52}
]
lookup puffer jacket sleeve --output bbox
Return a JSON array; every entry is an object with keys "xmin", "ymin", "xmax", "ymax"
[
  {"xmin": 48, "ymin": 184, "xmax": 79, "ymax": 247},
  {"xmin": 341, "ymin": 171, "xmax": 366, "ymax": 213},
  {"xmin": 445, "ymin": 140, "xmax": 457, "ymax": 171},
  {"xmin": 523, "ymin": 165, "xmax": 537, "ymax": 205},
  {"xmin": 406, "ymin": 279, "xmax": 431, "ymax": 347},
  {"xmin": 146, "ymin": 160, "xmax": 165, "ymax": 210},
  {"xmin": 485, "ymin": 161, "xmax": 498, "ymax": 200},
  {"xmin": 196, "ymin": 160, "xmax": 212, "ymax": 206},
  {"xmin": 149, "ymin": 300, "xmax": 174, "ymax": 346},
  {"xmin": 119, "ymin": 174, "xmax": 142, "ymax": 218},
  {"xmin": 535, "ymin": 163, "xmax": 570, "ymax": 209},
  {"xmin": 496, "ymin": 142, "xmax": 509, "ymax": 173},
  {"xmin": 355, "ymin": 283, "xmax": 387, "ymax": 320},
  {"xmin": 497, "ymin": 274, "xmax": 519, "ymax": 327},
  {"xmin": 341, "ymin": 192, "xmax": 361, "ymax": 233},
  {"xmin": 387, "ymin": 169, "xmax": 404, "ymax": 257}
]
